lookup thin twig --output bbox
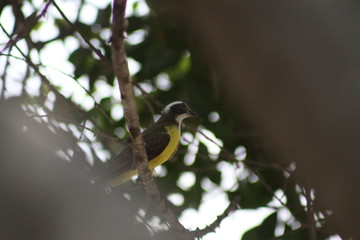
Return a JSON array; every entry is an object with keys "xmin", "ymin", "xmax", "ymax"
[
  {"xmin": 52, "ymin": 0, "xmax": 113, "ymax": 70},
  {"xmin": 252, "ymin": 169, "xmax": 287, "ymax": 208},
  {"xmin": 79, "ymin": 120, "xmax": 87, "ymax": 141},
  {"xmin": 1, "ymin": 53, "xmax": 115, "ymax": 125},
  {"xmin": 133, "ymin": 81, "xmax": 163, "ymax": 108},
  {"xmin": 0, "ymin": 48, "xmax": 11, "ymax": 99},
  {"xmin": 304, "ymin": 188, "xmax": 317, "ymax": 240},
  {"xmin": 29, "ymin": 113, "xmax": 123, "ymax": 143},
  {"xmin": 0, "ymin": 24, "xmax": 113, "ymax": 141},
  {"xmin": 193, "ymin": 195, "xmax": 240, "ymax": 238},
  {"xmin": 186, "ymin": 125, "xmax": 290, "ymax": 173},
  {"xmin": 141, "ymin": 94, "xmax": 156, "ymax": 120},
  {"xmin": 1, "ymin": 0, "xmax": 52, "ymax": 53},
  {"xmin": 83, "ymin": 126, "xmax": 124, "ymax": 144}
]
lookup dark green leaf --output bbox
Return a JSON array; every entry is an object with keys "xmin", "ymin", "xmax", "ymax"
[{"xmin": 242, "ymin": 212, "xmax": 277, "ymax": 240}]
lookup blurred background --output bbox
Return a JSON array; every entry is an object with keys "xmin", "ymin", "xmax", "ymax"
[{"xmin": 1, "ymin": 0, "xmax": 359, "ymax": 239}]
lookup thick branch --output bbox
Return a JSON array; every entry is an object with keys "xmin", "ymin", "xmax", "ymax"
[
  {"xmin": 111, "ymin": 0, "xmax": 151, "ymax": 187},
  {"xmin": 110, "ymin": 1, "xmax": 193, "ymax": 239}
]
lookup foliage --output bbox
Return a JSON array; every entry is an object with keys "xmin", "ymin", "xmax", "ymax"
[{"xmin": 0, "ymin": 0, "xmax": 337, "ymax": 239}]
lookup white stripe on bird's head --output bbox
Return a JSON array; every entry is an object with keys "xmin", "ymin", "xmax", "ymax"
[
  {"xmin": 162, "ymin": 101, "xmax": 185, "ymax": 114},
  {"xmin": 162, "ymin": 101, "xmax": 196, "ymax": 124}
]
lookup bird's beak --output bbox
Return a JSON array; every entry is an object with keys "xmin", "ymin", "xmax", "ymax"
[{"xmin": 188, "ymin": 108, "xmax": 197, "ymax": 117}]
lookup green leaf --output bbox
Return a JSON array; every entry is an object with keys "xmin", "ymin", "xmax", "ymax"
[
  {"xmin": 242, "ymin": 212, "xmax": 277, "ymax": 240},
  {"xmin": 237, "ymin": 180, "xmax": 274, "ymax": 209}
]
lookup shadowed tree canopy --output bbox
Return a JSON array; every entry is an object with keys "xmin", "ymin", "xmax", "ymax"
[{"xmin": 1, "ymin": 0, "xmax": 359, "ymax": 239}]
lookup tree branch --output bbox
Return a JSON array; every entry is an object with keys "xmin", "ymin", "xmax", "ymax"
[
  {"xmin": 110, "ymin": 1, "xmax": 193, "ymax": 239},
  {"xmin": 193, "ymin": 195, "xmax": 241, "ymax": 238},
  {"xmin": 0, "ymin": 24, "xmax": 111, "ymax": 140},
  {"xmin": 52, "ymin": 0, "xmax": 113, "ymax": 70},
  {"xmin": 1, "ymin": 0, "xmax": 52, "ymax": 53}
]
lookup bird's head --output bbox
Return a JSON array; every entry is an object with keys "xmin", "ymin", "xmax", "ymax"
[{"xmin": 161, "ymin": 101, "xmax": 197, "ymax": 124}]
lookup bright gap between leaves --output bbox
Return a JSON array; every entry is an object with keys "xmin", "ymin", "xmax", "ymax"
[{"xmin": 180, "ymin": 189, "xmax": 275, "ymax": 240}]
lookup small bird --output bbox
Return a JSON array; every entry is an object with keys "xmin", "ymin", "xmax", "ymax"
[{"xmin": 101, "ymin": 101, "xmax": 196, "ymax": 188}]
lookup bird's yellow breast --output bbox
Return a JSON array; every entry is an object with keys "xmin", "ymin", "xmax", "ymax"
[
  {"xmin": 148, "ymin": 125, "xmax": 180, "ymax": 169},
  {"xmin": 105, "ymin": 125, "xmax": 180, "ymax": 187}
]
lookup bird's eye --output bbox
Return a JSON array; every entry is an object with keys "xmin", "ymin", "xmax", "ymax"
[{"xmin": 179, "ymin": 103, "xmax": 187, "ymax": 112}]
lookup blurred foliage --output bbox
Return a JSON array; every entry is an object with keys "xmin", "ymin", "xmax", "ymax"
[
  {"xmin": 242, "ymin": 212, "xmax": 277, "ymax": 240},
  {"xmin": 0, "ymin": 0, "xmax": 337, "ymax": 239}
]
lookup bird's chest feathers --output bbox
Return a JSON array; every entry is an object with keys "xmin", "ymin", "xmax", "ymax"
[{"xmin": 149, "ymin": 125, "xmax": 180, "ymax": 169}]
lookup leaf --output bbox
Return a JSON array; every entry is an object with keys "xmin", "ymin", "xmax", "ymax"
[
  {"xmin": 280, "ymin": 225, "xmax": 308, "ymax": 240},
  {"xmin": 95, "ymin": 4, "xmax": 112, "ymax": 27},
  {"xmin": 237, "ymin": 180, "xmax": 274, "ymax": 209},
  {"xmin": 242, "ymin": 212, "xmax": 277, "ymax": 240}
]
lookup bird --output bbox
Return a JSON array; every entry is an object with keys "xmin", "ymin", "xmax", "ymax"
[{"xmin": 100, "ymin": 101, "xmax": 196, "ymax": 188}]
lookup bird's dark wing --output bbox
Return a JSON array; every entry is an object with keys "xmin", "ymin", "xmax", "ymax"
[
  {"xmin": 143, "ymin": 129, "xmax": 170, "ymax": 160},
  {"xmin": 100, "ymin": 144, "xmax": 134, "ymax": 182},
  {"xmin": 99, "ymin": 126, "xmax": 170, "ymax": 182}
]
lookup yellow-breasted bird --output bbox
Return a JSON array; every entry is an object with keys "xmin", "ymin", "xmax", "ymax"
[{"xmin": 101, "ymin": 101, "xmax": 196, "ymax": 188}]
